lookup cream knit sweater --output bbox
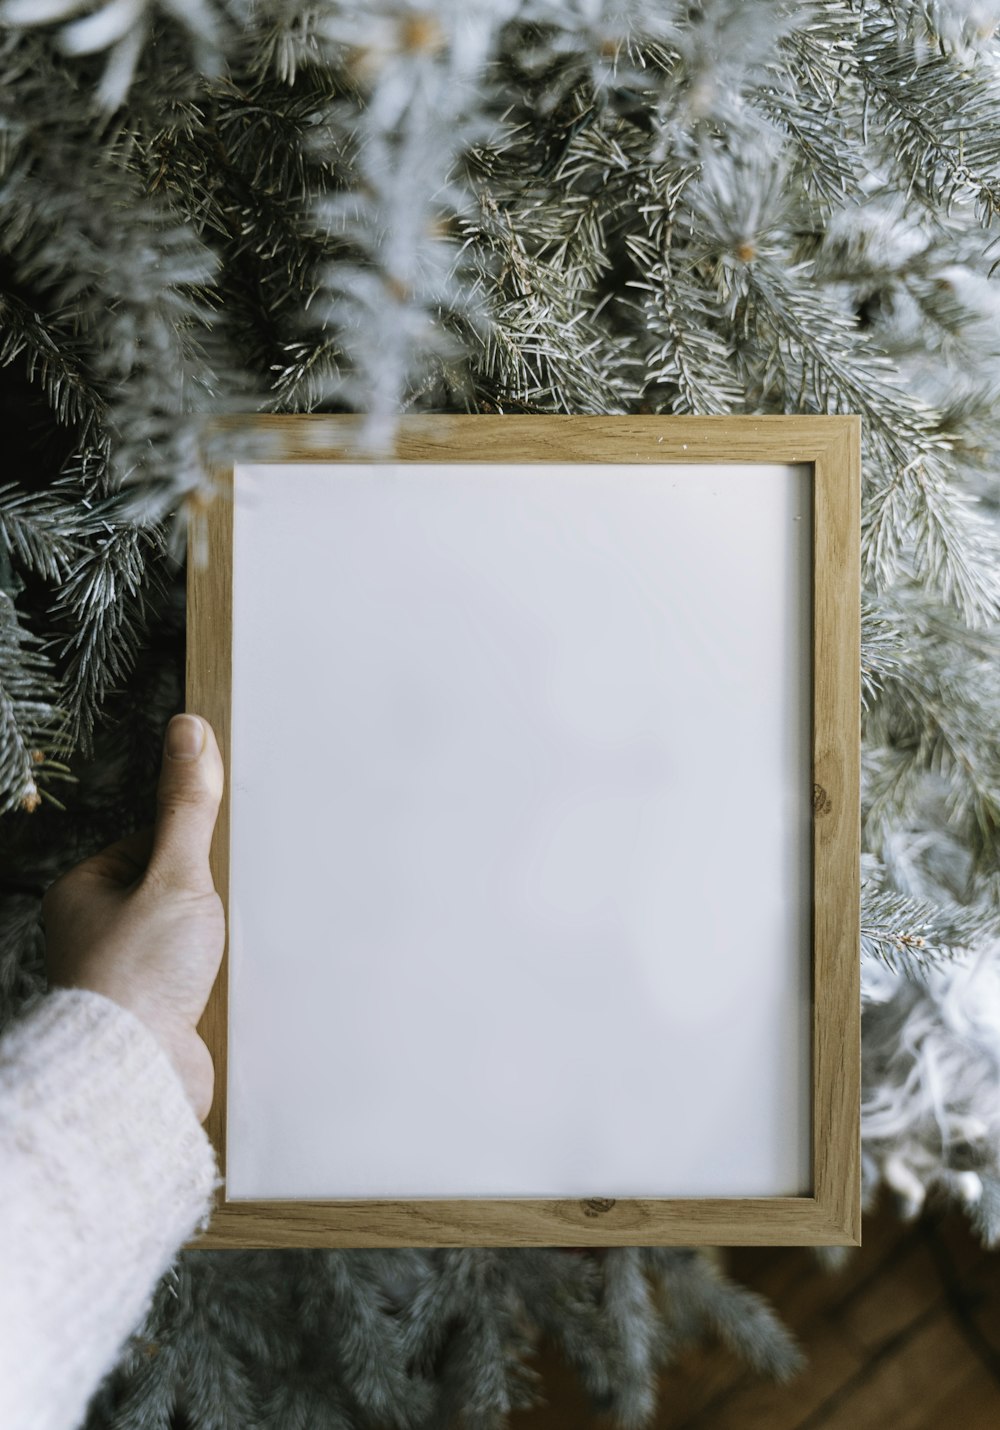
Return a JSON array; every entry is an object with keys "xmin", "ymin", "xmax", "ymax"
[{"xmin": 0, "ymin": 985, "xmax": 222, "ymax": 1430}]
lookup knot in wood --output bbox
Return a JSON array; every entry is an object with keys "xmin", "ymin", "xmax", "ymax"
[
  {"xmin": 581, "ymin": 1197, "xmax": 617, "ymax": 1218},
  {"xmin": 813, "ymin": 783, "xmax": 832, "ymax": 816}
]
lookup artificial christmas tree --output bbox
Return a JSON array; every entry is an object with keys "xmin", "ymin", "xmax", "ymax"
[{"xmin": 2, "ymin": 2, "xmax": 1000, "ymax": 1425}]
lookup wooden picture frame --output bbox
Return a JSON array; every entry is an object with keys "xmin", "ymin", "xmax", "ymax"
[{"xmin": 186, "ymin": 414, "xmax": 860, "ymax": 1249}]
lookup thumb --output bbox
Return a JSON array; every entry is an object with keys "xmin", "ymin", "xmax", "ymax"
[{"xmin": 146, "ymin": 713, "xmax": 224, "ymax": 895}]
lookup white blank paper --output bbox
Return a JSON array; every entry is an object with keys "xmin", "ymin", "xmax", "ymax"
[{"xmin": 226, "ymin": 461, "xmax": 812, "ymax": 1200}]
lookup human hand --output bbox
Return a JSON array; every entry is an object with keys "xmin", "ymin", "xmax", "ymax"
[{"xmin": 43, "ymin": 713, "xmax": 226, "ymax": 1123}]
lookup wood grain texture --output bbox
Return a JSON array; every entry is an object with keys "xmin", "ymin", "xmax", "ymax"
[
  {"xmin": 206, "ymin": 412, "xmax": 857, "ymax": 467},
  {"xmin": 811, "ymin": 421, "xmax": 862, "ymax": 1247},
  {"xmin": 184, "ymin": 415, "xmax": 861, "ymax": 1249},
  {"xmin": 186, "ymin": 469, "xmax": 233, "ymax": 1189}
]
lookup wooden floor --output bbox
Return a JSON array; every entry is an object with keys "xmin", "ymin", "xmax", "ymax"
[{"xmin": 510, "ymin": 1200, "xmax": 1000, "ymax": 1427}]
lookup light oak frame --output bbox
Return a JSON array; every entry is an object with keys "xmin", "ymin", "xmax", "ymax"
[{"xmin": 186, "ymin": 414, "xmax": 861, "ymax": 1249}]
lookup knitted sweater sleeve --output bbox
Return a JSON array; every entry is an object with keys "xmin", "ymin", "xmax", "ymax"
[{"xmin": 0, "ymin": 986, "xmax": 222, "ymax": 1430}]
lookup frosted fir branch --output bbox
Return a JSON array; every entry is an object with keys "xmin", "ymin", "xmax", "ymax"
[
  {"xmin": 465, "ymin": 182, "xmax": 634, "ymax": 414},
  {"xmin": 863, "ymin": 578, "xmax": 1000, "ymax": 735},
  {"xmin": 733, "ymin": 257, "xmax": 944, "ymax": 470},
  {"xmin": 393, "ymin": 1251, "xmax": 525, "ymax": 1423},
  {"xmin": 862, "ymin": 743, "xmax": 926, "ymax": 856},
  {"xmin": 645, "ymin": 1250, "xmax": 804, "ymax": 1381},
  {"xmin": 444, "ymin": 1275, "xmax": 541, "ymax": 1420},
  {"xmin": 577, "ymin": 0, "xmax": 806, "ymax": 146},
  {"xmin": 909, "ymin": 471, "xmax": 1000, "ymax": 629},
  {"xmin": 757, "ymin": 8, "xmax": 866, "ymax": 209},
  {"xmin": 854, "ymin": 7, "xmax": 1000, "ymax": 222},
  {"xmin": 887, "ymin": 0, "xmax": 1000, "ymax": 56},
  {"xmin": 97, "ymin": 1347, "xmax": 178, "ymax": 1429},
  {"xmin": 497, "ymin": 0, "xmax": 805, "ymax": 172},
  {"xmin": 317, "ymin": 1251, "xmax": 431, "ymax": 1424},
  {"xmin": 139, "ymin": 69, "xmax": 339, "ymax": 401},
  {"xmin": 0, "ymin": 290, "xmax": 105, "ymax": 440},
  {"xmin": 502, "ymin": 98, "xmax": 638, "ymax": 260},
  {"xmin": 863, "ymin": 641, "xmax": 1000, "ymax": 877},
  {"xmin": 900, "ymin": 262, "xmax": 1000, "ymax": 366},
  {"xmin": 254, "ymin": 1379, "xmax": 360, "ymax": 1430},
  {"xmin": 0, "ymin": 592, "xmax": 73, "ymax": 815},
  {"xmin": 968, "ymin": 1173, "xmax": 1000, "ymax": 1248},
  {"xmin": 861, "ymin": 885, "xmax": 985, "ymax": 978},
  {"xmin": 503, "ymin": 1250, "xmax": 643, "ymax": 1414},
  {"xmin": 616, "ymin": 141, "xmax": 753, "ymax": 413},
  {"xmin": 305, "ymin": 2, "xmax": 517, "ymax": 452},
  {"xmin": 124, "ymin": 1257, "xmax": 284, "ymax": 1428},
  {"xmin": 164, "ymin": 1312, "xmax": 260, "ymax": 1429},
  {"xmin": 815, "ymin": 216, "xmax": 1000, "ymax": 414},
  {"xmin": 596, "ymin": 1249, "xmax": 659, "ymax": 1427},
  {"xmin": 0, "ymin": 0, "xmax": 246, "ymax": 111},
  {"xmin": 312, "ymin": 0, "xmax": 510, "ymax": 118},
  {"xmin": 506, "ymin": 0, "xmax": 689, "ymax": 120},
  {"xmin": 49, "ymin": 447, "xmax": 118, "ymax": 508},
  {"xmin": 48, "ymin": 510, "xmax": 167, "ymax": 759},
  {"xmin": 676, "ymin": 137, "xmax": 964, "ymax": 480},
  {"xmin": 722, "ymin": 258, "xmax": 1000, "ymax": 625},
  {"xmin": 395, "ymin": 1253, "xmax": 478, "ymax": 1377},
  {"xmin": 928, "ymin": 399, "xmax": 1000, "ymax": 512},
  {"xmin": 672, "ymin": 103, "xmax": 798, "ymax": 261},
  {"xmin": 0, "ymin": 129, "xmax": 242, "ymax": 535},
  {"xmin": 665, "ymin": 0, "xmax": 803, "ymax": 92},
  {"xmin": 496, "ymin": 1248, "xmax": 605, "ymax": 1372},
  {"xmin": 736, "ymin": 274, "xmax": 984, "ymax": 610},
  {"xmin": 875, "ymin": 812, "xmax": 987, "ymax": 913},
  {"xmin": 315, "ymin": 255, "xmax": 474, "ymax": 446},
  {"xmin": 858, "ymin": 747, "xmax": 992, "ymax": 901},
  {"xmin": 860, "ymin": 473, "xmax": 916, "ymax": 599},
  {"xmin": 811, "ymin": 189, "xmax": 938, "ymax": 296},
  {"xmin": 861, "ymin": 597, "xmax": 906, "ymax": 711},
  {"xmin": 775, "ymin": 1, "xmax": 858, "ymax": 102},
  {"xmin": 756, "ymin": 87, "xmax": 859, "ymax": 212},
  {"xmin": 862, "ymin": 946, "xmax": 1000, "ymax": 1224},
  {"xmin": 623, "ymin": 231, "xmax": 743, "ymax": 413},
  {"xmin": 271, "ymin": 337, "xmax": 344, "ymax": 410},
  {"xmin": 0, "ymin": 482, "xmax": 85, "ymax": 584},
  {"xmin": 130, "ymin": 1260, "xmax": 274, "ymax": 1430},
  {"xmin": 474, "ymin": 92, "xmax": 633, "ymax": 265},
  {"xmin": 247, "ymin": 5, "xmax": 329, "ymax": 85},
  {"xmin": 897, "ymin": 584, "xmax": 1000, "ymax": 659},
  {"xmin": 465, "ymin": 97, "xmax": 649, "ymax": 414},
  {"xmin": 211, "ymin": 71, "xmax": 340, "ymax": 206},
  {"xmin": 395, "ymin": 1252, "xmax": 538, "ymax": 1421}
]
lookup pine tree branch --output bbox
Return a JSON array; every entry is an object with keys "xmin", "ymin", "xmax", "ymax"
[
  {"xmin": 861, "ymin": 596, "xmax": 906, "ymax": 711},
  {"xmin": 0, "ymin": 591, "xmax": 72, "ymax": 815},
  {"xmin": 0, "ymin": 0, "xmax": 239, "ymax": 112},
  {"xmin": 0, "ymin": 289, "xmax": 104, "ymax": 440},
  {"xmin": 0, "ymin": 481, "xmax": 85, "ymax": 583},
  {"xmin": 623, "ymin": 230, "xmax": 743, "ymax": 413},
  {"xmin": 49, "ymin": 512, "xmax": 167, "ymax": 759},
  {"xmin": 864, "ymin": 636, "xmax": 1000, "ymax": 877},
  {"xmin": 861, "ymin": 884, "xmax": 985, "ymax": 977},
  {"xmin": 854, "ymin": 7, "xmax": 1000, "ymax": 222},
  {"xmin": 645, "ymin": 1249, "xmax": 804, "ymax": 1381}
]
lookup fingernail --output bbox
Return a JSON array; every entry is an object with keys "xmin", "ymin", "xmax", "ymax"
[{"xmin": 166, "ymin": 714, "xmax": 204, "ymax": 760}]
